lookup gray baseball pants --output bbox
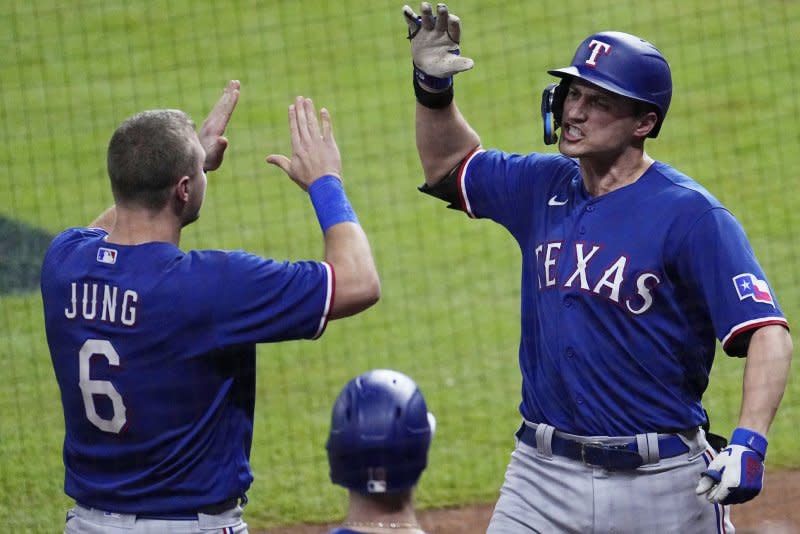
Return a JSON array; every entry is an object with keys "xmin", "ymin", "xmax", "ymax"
[
  {"xmin": 64, "ymin": 502, "xmax": 249, "ymax": 534},
  {"xmin": 487, "ymin": 421, "xmax": 734, "ymax": 534}
]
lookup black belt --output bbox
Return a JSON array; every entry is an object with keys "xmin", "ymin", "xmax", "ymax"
[
  {"xmin": 517, "ymin": 424, "xmax": 689, "ymax": 470},
  {"xmin": 80, "ymin": 497, "xmax": 242, "ymax": 521},
  {"xmin": 197, "ymin": 497, "xmax": 241, "ymax": 515},
  {"xmin": 139, "ymin": 497, "xmax": 241, "ymax": 520}
]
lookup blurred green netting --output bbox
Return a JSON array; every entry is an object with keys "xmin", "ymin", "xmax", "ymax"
[{"xmin": 1, "ymin": 0, "xmax": 798, "ymax": 530}]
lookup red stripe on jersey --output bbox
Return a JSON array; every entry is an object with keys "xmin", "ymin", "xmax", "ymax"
[
  {"xmin": 457, "ymin": 146, "xmax": 484, "ymax": 218},
  {"xmin": 722, "ymin": 317, "xmax": 789, "ymax": 352},
  {"xmin": 313, "ymin": 261, "xmax": 335, "ymax": 339}
]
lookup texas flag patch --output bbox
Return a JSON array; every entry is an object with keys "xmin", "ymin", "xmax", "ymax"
[
  {"xmin": 733, "ymin": 273, "xmax": 774, "ymax": 306},
  {"xmin": 97, "ymin": 247, "xmax": 118, "ymax": 265}
]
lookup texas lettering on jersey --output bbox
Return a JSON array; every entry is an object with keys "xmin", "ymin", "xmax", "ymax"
[{"xmin": 535, "ymin": 241, "xmax": 659, "ymax": 315}]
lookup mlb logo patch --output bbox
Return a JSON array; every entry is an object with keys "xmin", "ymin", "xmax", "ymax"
[
  {"xmin": 733, "ymin": 273, "xmax": 773, "ymax": 306},
  {"xmin": 97, "ymin": 247, "xmax": 118, "ymax": 265},
  {"xmin": 366, "ymin": 466, "xmax": 387, "ymax": 493}
]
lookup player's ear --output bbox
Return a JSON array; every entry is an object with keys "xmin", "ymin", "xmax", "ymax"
[
  {"xmin": 633, "ymin": 111, "xmax": 658, "ymax": 139},
  {"xmin": 175, "ymin": 175, "xmax": 191, "ymax": 203}
]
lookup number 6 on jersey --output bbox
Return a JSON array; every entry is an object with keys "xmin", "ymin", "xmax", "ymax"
[{"xmin": 78, "ymin": 339, "xmax": 127, "ymax": 434}]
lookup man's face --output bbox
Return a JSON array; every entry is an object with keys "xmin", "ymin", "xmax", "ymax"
[{"xmin": 557, "ymin": 79, "xmax": 646, "ymax": 160}]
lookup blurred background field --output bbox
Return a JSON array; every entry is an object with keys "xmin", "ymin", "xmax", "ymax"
[{"xmin": 1, "ymin": 0, "xmax": 798, "ymax": 530}]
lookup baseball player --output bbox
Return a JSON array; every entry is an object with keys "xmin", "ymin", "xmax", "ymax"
[
  {"xmin": 402, "ymin": 3, "xmax": 793, "ymax": 533},
  {"xmin": 326, "ymin": 369, "xmax": 435, "ymax": 534},
  {"xmin": 41, "ymin": 82, "xmax": 381, "ymax": 533}
]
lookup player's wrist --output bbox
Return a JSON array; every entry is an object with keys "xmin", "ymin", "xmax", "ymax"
[
  {"xmin": 308, "ymin": 174, "xmax": 359, "ymax": 232},
  {"xmin": 413, "ymin": 72, "xmax": 454, "ymax": 109},
  {"xmin": 730, "ymin": 427, "xmax": 768, "ymax": 459},
  {"xmin": 414, "ymin": 63, "xmax": 453, "ymax": 91}
]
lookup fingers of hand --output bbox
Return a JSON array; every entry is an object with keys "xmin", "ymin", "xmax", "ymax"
[
  {"xmin": 204, "ymin": 138, "xmax": 229, "ymax": 171},
  {"xmin": 695, "ymin": 473, "xmax": 715, "ymax": 495},
  {"xmin": 407, "ymin": 2, "xmax": 472, "ymax": 76},
  {"xmin": 419, "ymin": 53, "xmax": 474, "ymax": 78},
  {"xmin": 287, "ymin": 103, "xmax": 302, "ymax": 155},
  {"xmin": 280, "ymin": 97, "xmax": 339, "ymax": 183},
  {"xmin": 265, "ymin": 154, "xmax": 291, "ymax": 173},
  {"xmin": 447, "ymin": 13, "xmax": 461, "ymax": 43},
  {"xmin": 226, "ymin": 79, "xmax": 241, "ymax": 93},
  {"xmin": 709, "ymin": 465, "xmax": 738, "ymax": 503},
  {"xmin": 708, "ymin": 482, "xmax": 732, "ymax": 504},
  {"xmin": 434, "ymin": 3, "xmax": 448, "ymax": 32},
  {"xmin": 303, "ymin": 98, "xmax": 322, "ymax": 139},
  {"xmin": 447, "ymin": 54, "xmax": 474, "ymax": 73},
  {"xmin": 203, "ymin": 80, "xmax": 241, "ymax": 136},
  {"xmin": 403, "ymin": 5, "xmax": 420, "ymax": 33},
  {"xmin": 293, "ymin": 96, "xmax": 312, "ymax": 141},
  {"xmin": 219, "ymin": 79, "xmax": 241, "ymax": 118},
  {"xmin": 413, "ymin": 3, "xmax": 455, "ymax": 39},
  {"xmin": 420, "ymin": 2, "xmax": 435, "ymax": 30},
  {"xmin": 696, "ymin": 465, "xmax": 726, "ymax": 497},
  {"xmin": 320, "ymin": 108, "xmax": 333, "ymax": 142}
]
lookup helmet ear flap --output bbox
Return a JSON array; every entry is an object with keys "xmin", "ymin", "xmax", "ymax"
[
  {"xmin": 541, "ymin": 78, "xmax": 569, "ymax": 145},
  {"xmin": 552, "ymin": 78, "xmax": 569, "ymax": 126}
]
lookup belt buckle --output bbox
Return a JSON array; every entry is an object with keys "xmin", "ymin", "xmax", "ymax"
[
  {"xmin": 580, "ymin": 440, "xmax": 643, "ymax": 470},
  {"xmin": 580, "ymin": 441, "xmax": 607, "ymax": 466}
]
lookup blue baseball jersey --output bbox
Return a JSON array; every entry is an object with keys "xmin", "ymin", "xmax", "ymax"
[
  {"xmin": 41, "ymin": 227, "xmax": 333, "ymax": 514},
  {"xmin": 454, "ymin": 149, "xmax": 788, "ymax": 436}
]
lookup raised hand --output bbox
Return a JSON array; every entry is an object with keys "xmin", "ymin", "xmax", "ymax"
[
  {"xmin": 266, "ymin": 96, "xmax": 342, "ymax": 191},
  {"xmin": 199, "ymin": 80, "xmax": 241, "ymax": 172},
  {"xmin": 403, "ymin": 2, "xmax": 474, "ymax": 87}
]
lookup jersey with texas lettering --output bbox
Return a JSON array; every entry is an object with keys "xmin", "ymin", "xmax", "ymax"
[
  {"xmin": 41, "ymin": 227, "xmax": 333, "ymax": 514},
  {"xmin": 456, "ymin": 149, "xmax": 788, "ymax": 436}
]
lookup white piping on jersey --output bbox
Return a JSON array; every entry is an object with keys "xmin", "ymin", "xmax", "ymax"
[
  {"xmin": 313, "ymin": 261, "xmax": 334, "ymax": 339},
  {"xmin": 721, "ymin": 316, "xmax": 789, "ymax": 350},
  {"xmin": 458, "ymin": 148, "xmax": 485, "ymax": 218}
]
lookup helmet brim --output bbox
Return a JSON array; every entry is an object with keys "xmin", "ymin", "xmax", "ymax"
[{"xmin": 547, "ymin": 66, "xmax": 656, "ymax": 108}]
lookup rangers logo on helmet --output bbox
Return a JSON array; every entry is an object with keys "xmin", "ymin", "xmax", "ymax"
[{"xmin": 585, "ymin": 39, "xmax": 612, "ymax": 67}]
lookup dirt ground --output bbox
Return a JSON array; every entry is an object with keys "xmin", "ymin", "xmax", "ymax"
[{"xmin": 260, "ymin": 470, "xmax": 800, "ymax": 534}]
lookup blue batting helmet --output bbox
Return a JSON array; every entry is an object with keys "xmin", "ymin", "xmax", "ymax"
[
  {"xmin": 326, "ymin": 369, "xmax": 434, "ymax": 494},
  {"xmin": 547, "ymin": 31, "xmax": 672, "ymax": 138}
]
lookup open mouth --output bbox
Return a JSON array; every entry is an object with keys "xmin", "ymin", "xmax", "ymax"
[{"xmin": 562, "ymin": 124, "xmax": 583, "ymax": 141}]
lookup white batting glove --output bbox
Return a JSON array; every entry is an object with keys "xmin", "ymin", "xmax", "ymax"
[
  {"xmin": 695, "ymin": 427, "xmax": 767, "ymax": 505},
  {"xmin": 403, "ymin": 2, "xmax": 474, "ymax": 90}
]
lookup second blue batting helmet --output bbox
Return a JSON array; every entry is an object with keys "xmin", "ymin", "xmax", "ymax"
[
  {"xmin": 546, "ymin": 31, "xmax": 672, "ymax": 138},
  {"xmin": 326, "ymin": 369, "xmax": 434, "ymax": 494}
]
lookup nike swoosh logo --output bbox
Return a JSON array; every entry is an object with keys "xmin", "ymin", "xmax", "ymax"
[{"xmin": 548, "ymin": 195, "xmax": 568, "ymax": 206}]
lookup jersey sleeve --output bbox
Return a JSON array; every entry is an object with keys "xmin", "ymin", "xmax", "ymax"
[
  {"xmin": 49, "ymin": 227, "xmax": 108, "ymax": 249},
  {"xmin": 672, "ymin": 207, "xmax": 788, "ymax": 356},
  {"xmin": 199, "ymin": 250, "xmax": 333, "ymax": 346},
  {"xmin": 42, "ymin": 227, "xmax": 108, "ymax": 275},
  {"xmin": 458, "ymin": 149, "xmax": 576, "ymax": 234}
]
